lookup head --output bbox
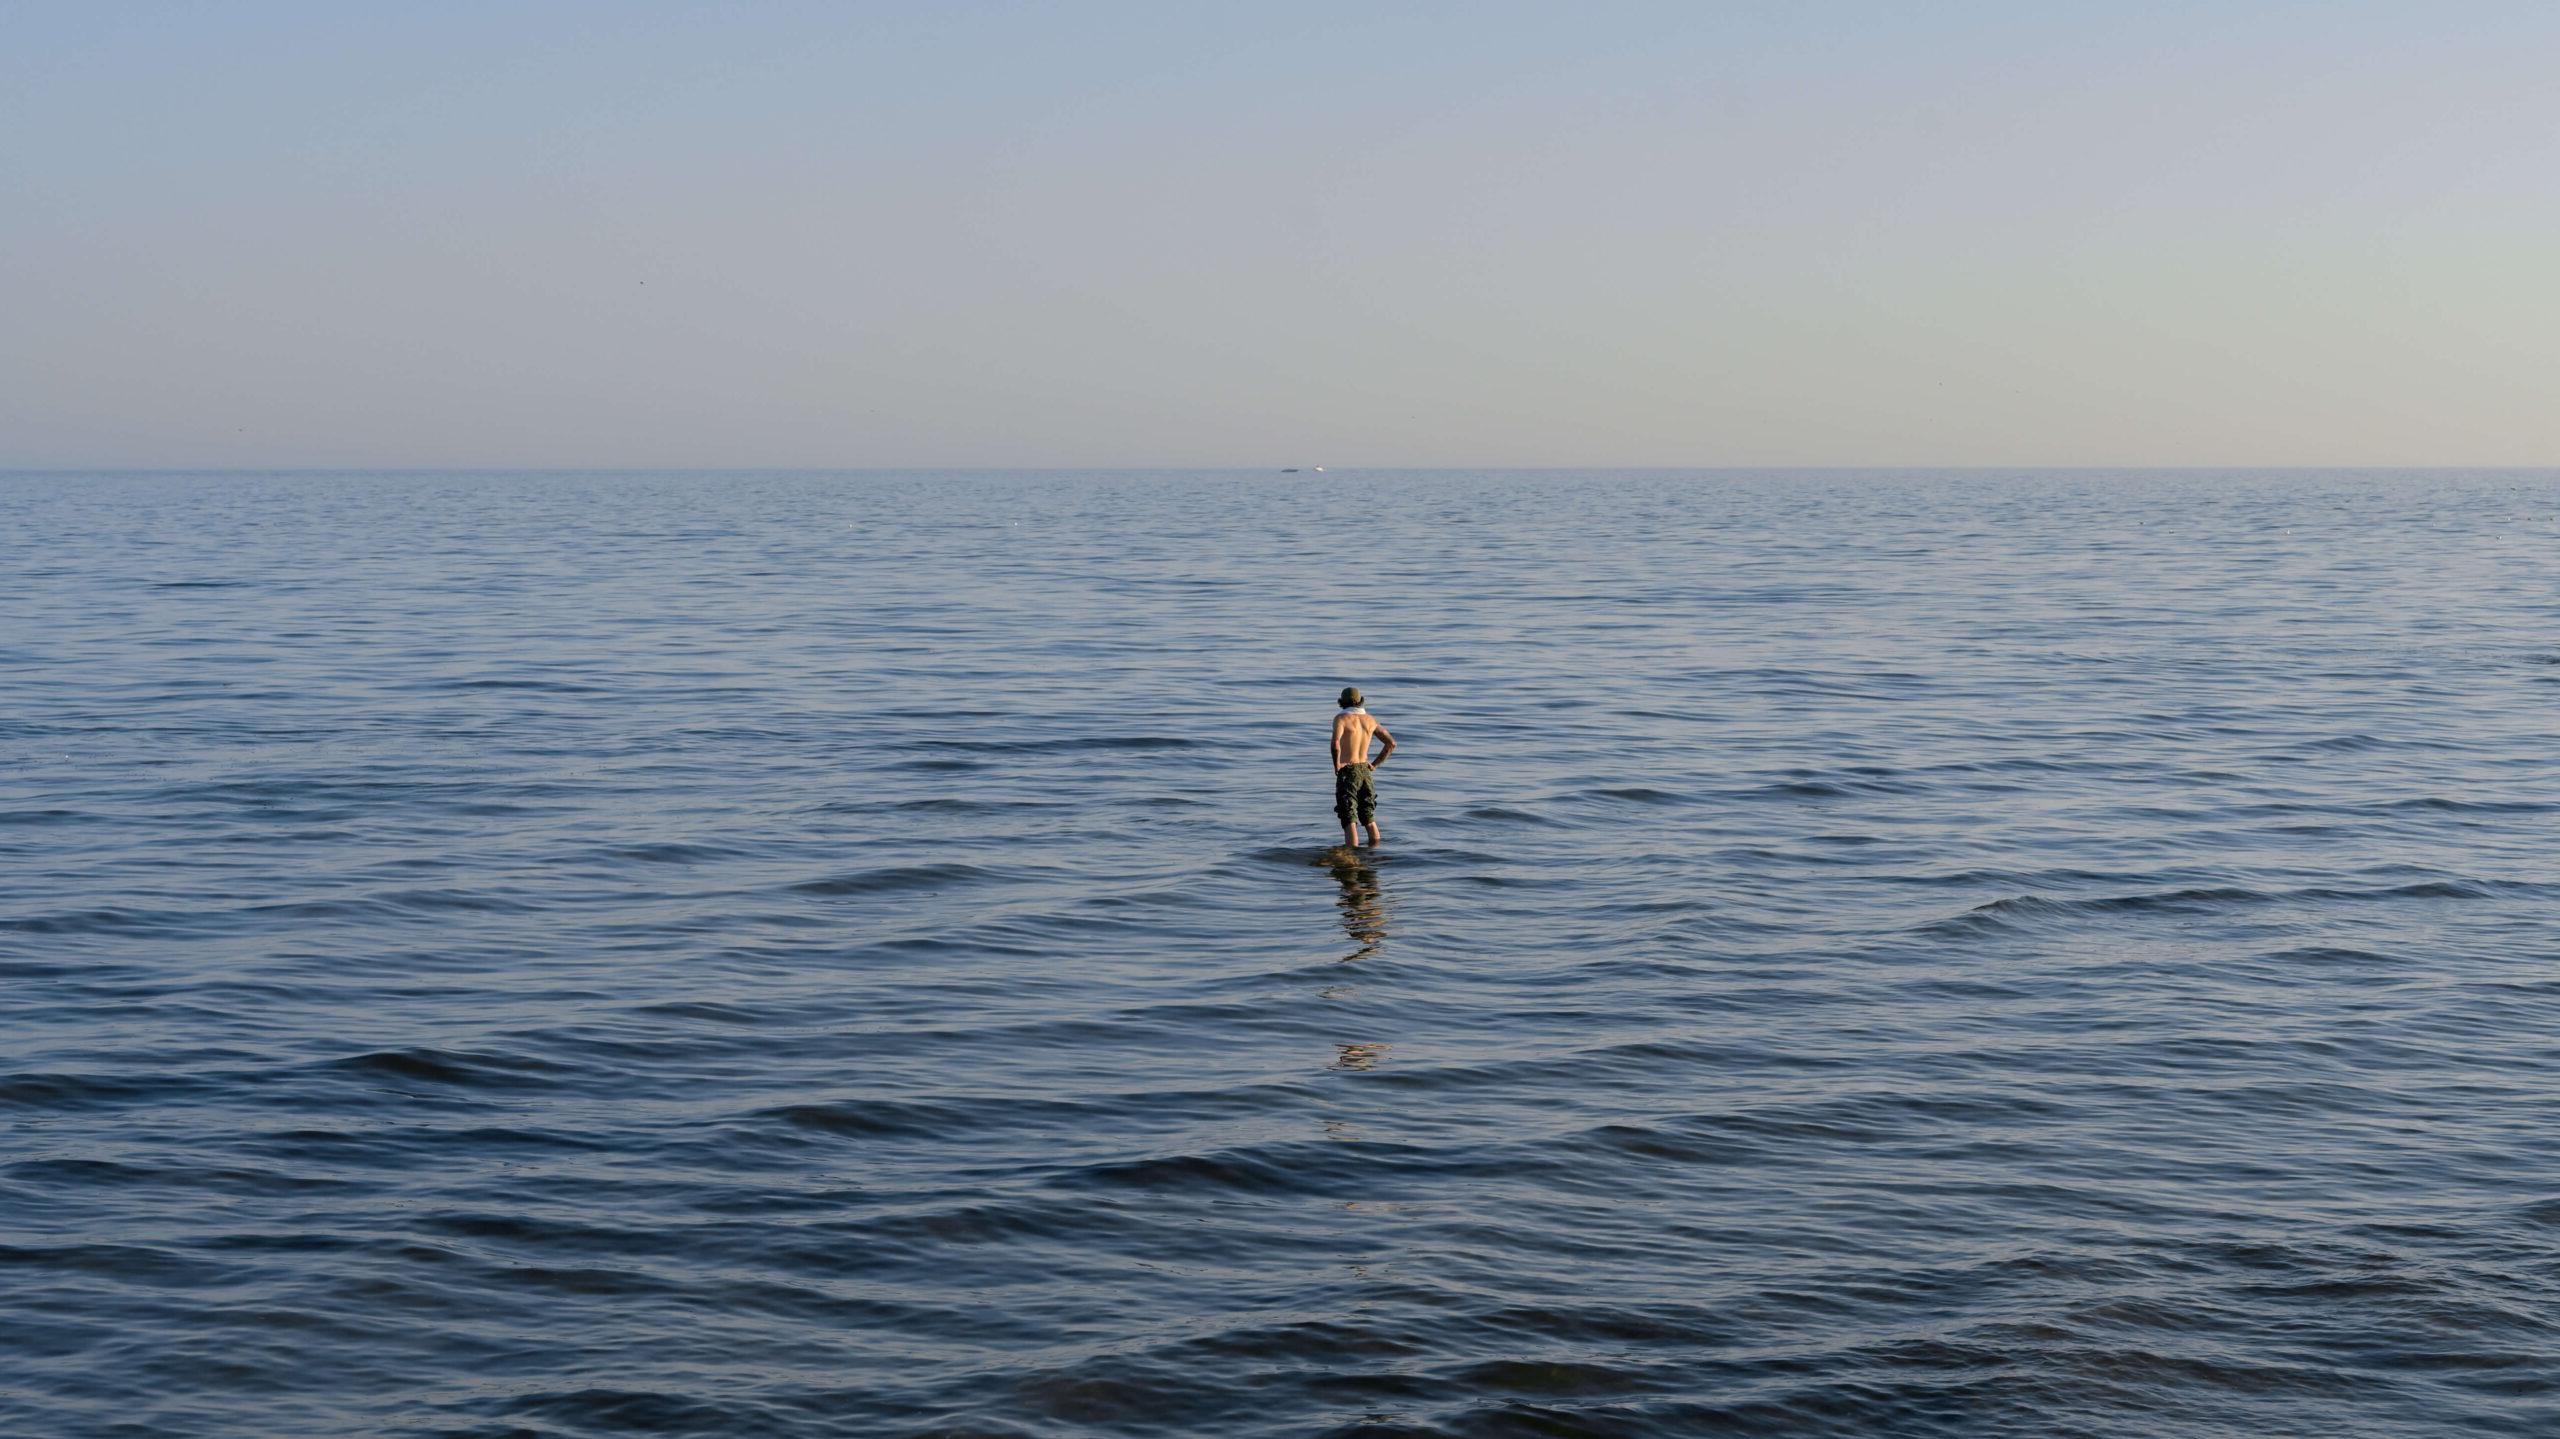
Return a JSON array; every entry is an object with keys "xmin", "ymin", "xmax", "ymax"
[{"xmin": 1338, "ymin": 687, "xmax": 1364, "ymax": 710}]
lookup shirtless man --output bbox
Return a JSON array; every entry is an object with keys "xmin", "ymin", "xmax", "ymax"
[{"xmin": 1331, "ymin": 687, "xmax": 1396, "ymax": 847}]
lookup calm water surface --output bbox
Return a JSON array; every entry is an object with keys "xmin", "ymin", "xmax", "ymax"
[{"xmin": 6, "ymin": 469, "xmax": 2560, "ymax": 1437}]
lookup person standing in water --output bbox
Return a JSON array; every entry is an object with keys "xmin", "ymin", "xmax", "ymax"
[{"xmin": 1331, "ymin": 687, "xmax": 1396, "ymax": 847}]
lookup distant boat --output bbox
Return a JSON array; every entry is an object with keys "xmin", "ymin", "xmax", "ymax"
[{"xmin": 1282, "ymin": 468, "xmax": 1298, "ymax": 473}]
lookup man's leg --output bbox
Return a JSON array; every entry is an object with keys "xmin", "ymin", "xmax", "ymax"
[{"xmin": 1363, "ymin": 821, "xmax": 1383, "ymax": 845}]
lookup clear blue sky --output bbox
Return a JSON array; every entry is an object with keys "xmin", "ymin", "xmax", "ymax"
[{"xmin": 4, "ymin": 1, "xmax": 2554, "ymax": 467}]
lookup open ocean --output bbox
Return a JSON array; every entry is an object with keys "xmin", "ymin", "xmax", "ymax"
[{"xmin": 7, "ymin": 467, "xmax": 2560, "ymax": 1438}]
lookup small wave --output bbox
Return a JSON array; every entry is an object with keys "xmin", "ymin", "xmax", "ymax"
[
  {"xmin": 1246, "ymin": 844, "xmax": 1365, "ymax": 866},
  {"xmin": 752, "ymin": 1094, "xmax": 1092, "ymax": 1143},
  {"xmin": 0, "ymin": 906, "xmax": 186, "ymax": 937},
  {"xmin": 1926, "ymin": 878, "xmax": 2527, "ymax": 935},
  {"xmin": 1736, "ymin": 771, "xmax": 1920, "ymax": 800},
  {"xmin": 1059, "ymin": 1138, "xmax": 1447, "ymax": 1196},
  {"xmin": 1757, "ymin": 779, "xmax": 1857, "ymax": 798},
  {"xmin": 0, "ymin": 1071, "xmax": 185, "ymax": 1111},
  {"xmin": 1593, "ymin": 786, "xmax": 1692, "ymax": 805},
  {"xmin": 2298, "ymin": 733, "xmax": 2392, "ymax": 752},
  {"xmin": 2381, "ymin": 795, "xmax": 2553, "ymax": 815},
  {"xmin": 6, "ymin": 1156, "xmax": 169, "ymax": 1186},
  {"xmin": 1448, "ymin": 1358, "xmax": 1660, "ymax": 1398},
  {"xmin": 497, "ymin": 1388, "xmax": 740, "ymax": 1431},
  {"xmin": 1393, "ymin": 845, "xmax": 1506, "ymax": 868},
  {"xmin": 239, "ymin": 888, "xmax": 540, "ymax": 922},
  {"xmin": 788, "ymin": 862, "xmax": 999, "ymax": 897},
  {"xmin": 320, "ymin": 1047, "xmax": 575, "ymax": 1090},
  {"xmin": 2297, "ymin": 879, "xmax": 2506, "ymax": 902},
  {"xmin": 886, "ymin": 797, "xmax": 1059, "ymax": 813},
  {"xmin": 0, "ymin": 1241, "xmax": 238, "ymax": 1287},
  {"xmin": 750, "ymin": 1094, "xmax": 1093, "ymax": 1143},
  {"xmin": 1062, "ymin": 1147, "xmax": 1313, "ymax": 1194},
  {"xmin": 591, "ymin": 840, "xmax": 751, "ymax": 865},
  {"xmin": 760, "ymin": 1100, "xmax": 947, "ymax": 1139},
  {"xmin": 1462, "ymin": 804, "xmax": 1563, "ymax": 826},
  {"xmin": 920, "ymin": 735, "xmax": 1202, "ymax": 754},
  {"xmin": 1570, "ymin": 1120, "xmax": 1769, "ymax": 1166},
  {"xmin": 411, "ymin": 676, "xmax": 605, "ymax": 693},
  {"xmin": 1995, "ymin": 885, "xmax": 2266, "ymax": 917},
  {"xmin": 630, "ymin": 1000, "xmax": 768, "ymax": 1025},
  {"xmin": 421, "ymin": 1211, "xmax": 653, "ymax": 1251},
  {"xmin": 2259, "ymin": 945, "xmax": 2394, "ymax": 966}
]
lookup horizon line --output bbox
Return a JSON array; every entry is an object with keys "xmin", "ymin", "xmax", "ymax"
[{"xmin": 6, "ymin": 463, "xmax": 2558, "ymax": 476}]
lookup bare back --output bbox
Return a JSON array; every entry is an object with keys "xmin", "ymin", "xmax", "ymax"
[{"xmin": 1333, "ymin": 711, "xmax": 1387, "ymax": 769}]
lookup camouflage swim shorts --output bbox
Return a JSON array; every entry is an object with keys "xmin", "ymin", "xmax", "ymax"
[{"xmin": 1333, "ymin": 762, "xmax": 1377, "ymax": 826}]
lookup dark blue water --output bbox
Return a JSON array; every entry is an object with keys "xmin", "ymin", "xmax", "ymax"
[{"xmin": 7, "ymin": 469, "xmax": 2560, "ymax": 1437}]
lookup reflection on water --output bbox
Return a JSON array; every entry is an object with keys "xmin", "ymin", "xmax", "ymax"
[
  {"xmin": 1331, "ymin": 1041, "xmax": 1391, "ymax": 1071},
  {"xmin": 1323, "ymin": 851, "xmax": 1392, "ymax": 1075},
  {"xmin": 1325, "ymin": 847, "xmax": 1387, "ymax": 957}
]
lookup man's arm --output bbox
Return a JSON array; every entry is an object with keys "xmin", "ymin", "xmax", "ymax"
[{"xmin": 1371, "ymin": 725, "xmax": 1396, "ymax": 766}]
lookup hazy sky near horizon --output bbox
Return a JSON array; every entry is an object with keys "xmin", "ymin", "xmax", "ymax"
[{"xmin": 5, "ymin": 2, "xmax": 2555, "ymax": 468}]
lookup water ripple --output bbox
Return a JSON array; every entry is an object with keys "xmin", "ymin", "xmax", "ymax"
[{"xmin": 6, "ymin": 468, "xmax": 2560, "ymax": 1437}]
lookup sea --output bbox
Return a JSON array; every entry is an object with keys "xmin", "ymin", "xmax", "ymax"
[{"xmin": 6, "ymin": 468, "xmax": 2560, "ymax": 1438}]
